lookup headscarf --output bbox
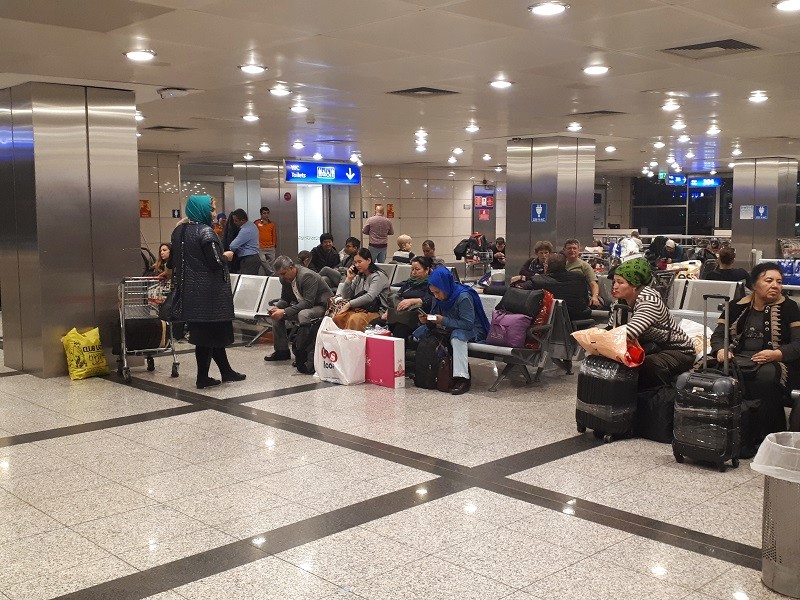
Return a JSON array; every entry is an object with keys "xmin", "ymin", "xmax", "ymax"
[
  {"xmin": 615, "ymin": 257, "xmax": 652, "ymax": 288},
  {"xmin": 428, "ymin": 266, "xmax": 490, "ymax": 334},
  {"xmin": 185, "ymin": 195, "xmax": 213, "ymax": 226}
]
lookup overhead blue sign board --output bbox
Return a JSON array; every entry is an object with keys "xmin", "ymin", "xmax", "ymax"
[
  {"xmin": 688, "ymin": 177, "xmax": 721, "ymax": 188},
  {"xmin": 284, "ymin": 161, "xmax": 361, "ymax": 185},
  {"xmin": 666, "ymin": 174, "xmax": 686, "ymax": 186},
  {"xmin": 531, "ymin": 202, "xmax": 547, "ymax": 223},
  {"xmin": 755, "ymin": 205, "xmax": 769, "ymax": 220}
]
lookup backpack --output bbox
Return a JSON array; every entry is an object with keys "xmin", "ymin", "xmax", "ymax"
[{"xmin": 292, "ymin": 318, "xmax": 323, "ymax": 374}]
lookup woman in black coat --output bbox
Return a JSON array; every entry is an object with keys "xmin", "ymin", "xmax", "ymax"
[{"xmin": 169, "ymin": 195, "xmax": 245, "ymax": 389}]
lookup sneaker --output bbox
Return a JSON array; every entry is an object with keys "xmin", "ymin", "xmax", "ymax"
[{"xmin": 264, "ymin": 351, "xmax": 291, "ymax": 362}]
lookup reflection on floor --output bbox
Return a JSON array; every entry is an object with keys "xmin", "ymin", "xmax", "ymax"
[{"xmin": 0, "ymin": 333, "xmax": 782, "ymax": 600}]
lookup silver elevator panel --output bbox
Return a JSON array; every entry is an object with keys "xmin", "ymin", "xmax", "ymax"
[
  {"xmin": 505, "ymin": 136, "xmax": 596, "ymax": 277},
  {"xmin": 731, "ymin": 157, "xmax": 798, "ymax": 268},
  {"xmin": 0, "ymin": 82, "xmax": 140, "ymax": 376}
]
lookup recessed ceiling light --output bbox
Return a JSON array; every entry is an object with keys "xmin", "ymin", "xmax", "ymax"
[
  {"xmin": 678, "ymin": 135, "xmax": 690, "ymax": 143},
  {"xmin": 649, "ymin": 161, "xmax": 659, "ymax": 167},
  {"xmin": 448, "ymin": 156, "xmax": 457, "ymax": 164},
  {"xmin": 356, "ymin": 160, "xmax": 363, "ymax": 166},
  {"xmin": 605, "ymin": 145, "xmax": 616, "ymax": 153},
  {"xmin": 238, "ymin": 64, "xmax": 266, "ymax": 74},
  {"xmin": 125, "ymin": 49, "xmax": 156, "ymax": 62},
  {"xmin": 774, "ymin": 0, "xmax": 800, "ymax": 11},
  {"xmin": 528, "ymin": 1, "xmax": 569, "ymax": 15},
  {"xmin": 642, "ymin": 167, "xmax": 649, "ymax": 174},
  {"xmin": 242, "ymin": 114, "xmax": 259, "ymax": 122},
  {"xmin": 243, "ymin": 153, "xmax": 254, "ymax": 160},
  {"xmin": 749, "ymin": 90, "xmax": 768, "ymax": 103},
  {"xmin": 583, "ymin": 65, "xmax": 609, "ymax": 75},
  {"xmin": 293, "ymin": 141, "xmax": 304, "ymax": 150},
  {"xmin": 259, "ymin": 143, "xmax": 270, "ymax": 153},
  {"xmin": 270, "ymin": 85, "xmax": 291, "ymax": 97},
  {"xmin": 350, "ymin": 152, "xmax": 359, "ymax": 162},
  {"xmin": 495, "ymin": 166, "xmax": 503, "ymax": 172},
  {"xmin": 490, "ymin": 79, "xmax": 513, "ymax": 89},
  {"xmin": 707, "ymin": 124, "xmax": 721, "ymax": 135},
  {"xmin": 709, "ymin": 169, "xmax": 717, "ymax": 175},
  {"xmin": 647, "ymin": 171, "xmax": 655, "ymax": 178},
  {"xmin": 672, "ymin": 120, "xmax": 686, "ymax": 130},
  {"xmin": 312, "ymin": 152, "xmax": 323, "ymax": 160},
  {"xmin": 136, "ymin": 132, "xmax": 142, "ymax": 138},
  {"xmin": 465, "ymin": 123, "xmax": 480, "ymax": 133},
  {"xmin": 483, "ymin": 154, "xmax": 492, "ymax": 161},
  {"xmin": 290, "ymin": 105, "xmax": 308, "ymax": 113},
  {"xmin": 567, "ymin": 122, "xmax": 582, "ymax": 132},
  {"xmin": 448, "ymin": 171, "xmax": 455, "ymax": 177},
  {"xmin": 452, "ymin": 147, "xmax": 464, "ymax": 155},
  {"xmin": 134, "ymin": 111, "xmax": 144, "ymax": 122},
  {"xmin": 667, "ymin": 155, "xmax": 675, "ymax": 164},
  {"xmin": 653, "ymin": 141, "xmax": 665, "ymax": 149},
  {"xmin": 685, "ymin": 150, "xmax": 695, "ymax": 158},
  {"xmin": 416, "ymin": 145, "xmax": 426, "ymax": 152},
  {"xmin": 732, "ymin": 147, "xmax": 742, "ymax": 156},
  {"xmin": 662, "ymin": 99, "xmax": 680, "ymax": 112},
  {"xmin": 415, "ymin": 129, "xmax": 428, "ymax": 138},
  {"xmin": 728, "ymin": 162, "xmax": 736, "ymax": 168}
]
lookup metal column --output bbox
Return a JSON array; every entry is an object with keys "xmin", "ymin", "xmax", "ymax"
[
  {"xmin": 0, "ymin": 82, "xmax": 139, "ymax": 377},
  {"xmin": 731, "ymin": 157, "xmax": 798, "ymax": 268},
  {"xmin": 506, "ymin": 136, "xmax": 596, "ymax": 276},
  {"xmin": 233, "ymin": 162, "xmax": 262, "ymax": 217}
]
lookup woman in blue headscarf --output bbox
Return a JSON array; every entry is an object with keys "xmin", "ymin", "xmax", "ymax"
[
  {"xmin": 168, "ymin": 195, "xmax": 245, "ymax": 389},
  {"xmin": 414, "ymin": 266, "xmax": 490, "ymax": 394}
]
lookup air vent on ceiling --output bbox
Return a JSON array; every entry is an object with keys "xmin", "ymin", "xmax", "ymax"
[
  {"xmin": 315, "ymin": 139, "xmax": 356, "ymax": 145},
  {"xmin": 597, "ymin": 158, "xmax": 623, "ymax": 162},
  {"xmin": 662, "ymin": 39, "xmax": 760, "ymax": 60},
  {"xmin": 144, "ymin": 125, "xmax": 196, "ymax": 132},
  {"xmin": 388, "ymin": 87, "xmax": 458, "ymax": 98},
  {"xmin": 568, "ymin": 110, "xmax": 626, "ymax": 118}
]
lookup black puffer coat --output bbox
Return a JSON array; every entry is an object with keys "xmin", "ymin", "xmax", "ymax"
[{"xmin": 170, "ymin": 222, "xmax": 234, "ymax": 322}]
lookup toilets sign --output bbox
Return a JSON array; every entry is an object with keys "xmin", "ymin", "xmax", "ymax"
[
  {"xmin": 531, "ymin": 203, "xmax": 548, "ymax": 223},
  {"xmin": 284, "ymin": 160, "xmax": 361, "ymax": 185}
]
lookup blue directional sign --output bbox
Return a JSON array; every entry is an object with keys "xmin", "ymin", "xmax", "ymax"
[
  {"xmin": 755, "ymin": 205, "xmax": 769, "ymax": 220},
  {"xmin": 531, "ymin": 202, "xmax": 547, "ymax": 223},
  {"xmin": 284, "ymin": 161, "xmax": 361, "ymax": 185},
  {"xmin": 688, "ymin": 177, "xmax": 721, "ymax": 188},
  {"xmin": 666, "ymin": 174, "xmax": 686, "ymax": 186}
]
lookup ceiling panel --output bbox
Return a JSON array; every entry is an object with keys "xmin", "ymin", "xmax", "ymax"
[
  {"xmin": 0, "ymin": 0, "xmax": 172, "ymax": 32},
  {"xmin": 675, "ymin": 0, "xmax": 800, "ymax": 30}
]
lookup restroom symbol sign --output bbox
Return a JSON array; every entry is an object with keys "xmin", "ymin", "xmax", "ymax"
[{"xmin": 531, "ymin": 203, "xmax": 547, "ymax": 223}]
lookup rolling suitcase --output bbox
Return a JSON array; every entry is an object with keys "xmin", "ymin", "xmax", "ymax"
[
  {"xmin": 673, "ymin": 294, "xmax": 742, "ymax": 471},
  {"xmin": 576, "ymin": 355, "xmax": 638, "ymax": 442}
]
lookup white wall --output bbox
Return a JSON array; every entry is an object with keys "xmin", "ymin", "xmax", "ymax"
[
  {"xmin": 598, "ymin": 175, "xmax": 632, "ymax": 230},
  {"xmin": 139, "ymin": 152, "xmax": 181, "ymax": 255}
]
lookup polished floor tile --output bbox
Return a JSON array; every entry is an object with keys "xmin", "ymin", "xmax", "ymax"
[{"xmin": 506, "ymin": 509, "xmax": 632, "ymax": 555}]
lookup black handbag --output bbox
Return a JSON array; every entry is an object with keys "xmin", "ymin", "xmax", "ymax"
[{"xmin": 160, "ymin": 224, "xmax": 187, "ymax": 320}]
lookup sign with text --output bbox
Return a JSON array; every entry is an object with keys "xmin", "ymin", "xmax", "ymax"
[
  {"xmin": 755, "ymin": 205, "xmax": 769, "ymax": 220},
  {"xmin": 473, "ymin": 193, "xmax": 494, "ymax": 209},
  {"xmin": 688, "ymin": 177, "xmax": 721, "ymax": 188},
  {"xmin": 666, "ymin": 174, "xmax": 686, "ymax": 186},
  {"xmin": 740, "ymin": 205, "xmax": 754, "ymax": 220},
  {"xmin": 284, "ymin": 161, "xmax": 361, "ymax": 185},
  {"xmin": 139, "ymin": 199, "xmax": 152, "ymax": 218},
  {"xmin": 531, "ymin": 203, "xmax": 548, "ymax": 223}
]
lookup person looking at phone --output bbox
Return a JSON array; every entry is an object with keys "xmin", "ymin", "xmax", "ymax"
[
  {"xmin": 414, "ymin": 266, "xmax": 490, "ymax": 395},
  {"xmin": 264, "ymin": 255, "xmax": 332, "ymax": 362},
  {"xmin": 370, "ymin": 256, "xmax": 435, "ymax": 341},
  {"xmin": 334, "ymin": 248, "xmax": 390, "ymax": 331}
]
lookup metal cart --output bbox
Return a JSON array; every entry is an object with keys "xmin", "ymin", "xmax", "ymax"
[{"xmin": 117, "ymin": 276, "xmax": 179, "ymax": 383}]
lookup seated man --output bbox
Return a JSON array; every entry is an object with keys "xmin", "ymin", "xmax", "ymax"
[
  {"xmin": 518, "ymin": 253, "xmax": 592, "ymax": 321},
  {"xmin": 310, "ymin": 233, "xmax": 341, "ymax": 272},
  {"xmin": 490, "ymin": 237, "xmax": 507, "ymax": 270},
  {"xmin": 340, "ymin": 237, "xmax": 361, "ymax": 271},
  {"xmin": 297, "ymin": 250, "xmax": 312, "ymax": 268},
  {"xmin": 264, "ymin": 255, "xmax": 332, "ymax": 362},
  {"xmin": 422, "ymin": 239, "xmax": 446, "ymax": 266},
  {"xmin": 563, "ymin": 238, "xmax": 601, "ymax": 307},
  {"xmin": 704, "ymin": 246, "xmax": 751, "ymax": 288}
]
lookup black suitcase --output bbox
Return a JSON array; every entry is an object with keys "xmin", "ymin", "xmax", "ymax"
[
  {"xmin": 673, "ymin": 294, "xmax": 742, "ymax": 472},
  {"xmin": 291, "ymin": 318, "xmax": 323, "ymax": 374},
  {"xmin": 414, "ymin": 333, "xmax": 449, "ymax": 390},
  {"xmin": 576, "ymin": 355, "xmax": 638, "ymax": 442},
  {"xmin": 635, "ymin": 386, "xmax": 677, "ymax": 443},
  {"xmin": 111, "ymin": 317, "xmax": 166, "ymax": 355}
]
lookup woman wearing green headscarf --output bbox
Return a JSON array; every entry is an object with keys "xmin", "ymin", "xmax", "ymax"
[
  {"xmin": 168, "ymin": 195, "xmax": 245, "ymax": 388},
  {"xmin": 610, "ymin": 257, "xmax": 695, "ymax": 389}
]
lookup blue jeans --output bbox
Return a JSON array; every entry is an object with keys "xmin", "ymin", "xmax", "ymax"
[{"xmin": 369, "ymin": 246, "xmax": 387, "ymax": 263}]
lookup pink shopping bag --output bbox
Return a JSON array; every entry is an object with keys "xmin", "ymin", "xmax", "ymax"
[{"xmin": 365, "ymin": 335, "xmax": 405, "ymax": 388}]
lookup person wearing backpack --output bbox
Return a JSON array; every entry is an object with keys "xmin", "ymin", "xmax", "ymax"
[{"xmin": 414, "ymin": 266, "xmax": 490, "ymax": 395}]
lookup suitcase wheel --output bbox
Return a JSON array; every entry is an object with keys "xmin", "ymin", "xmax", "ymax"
[
  {"xmin": 123, "ymin": 368, "xmax": 131, "ymax": 384},
  {"xmin": 171, "ymin": 363, "xmax": 179, "ymax": 378},
  {"xmin": 577, "ymin": 424, "xmax": 586, "ymax": 433},
  {"xmin": 146, "ymin": 356, "xmax": 155, "ymax": 371},
  {"xmin": 603, "ymin": 434, "xmax": 613, "ymax": 444},
  {"xmin": 717, "ymin": 462, "xmax": 726, "ymax": 473},
  {"xmin": 673, "ymin": 451, "xmax": 684, "ymax": 463},
  {"xmin": 732, "ymin": 458, "xmax": 740, "ymax": 468}
]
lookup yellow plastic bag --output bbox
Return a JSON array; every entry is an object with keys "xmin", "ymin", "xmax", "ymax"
[{"xmin": 61, "ymin": 327, "xmax": 110, "ymax": 380}]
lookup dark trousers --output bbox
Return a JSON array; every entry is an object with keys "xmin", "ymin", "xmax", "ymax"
[
  {"xmin": 238, "ymin": 254, "xmax": 262, "ymax": 275},
  {"xmin": 195, "ymin": 346, "xmax": 234, "ymax": 382},
  {"xmin": 740, "ymin": 363, "xmax": 788, "ymax": 440},
  {"xmin": 639, "ymin": 349, "xmax": 695, "ymax": 390}
]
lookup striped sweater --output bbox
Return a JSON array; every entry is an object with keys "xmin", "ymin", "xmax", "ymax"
[{"xmin": 608, "ymin": 286, "xmax": 694, "ymax": 355}]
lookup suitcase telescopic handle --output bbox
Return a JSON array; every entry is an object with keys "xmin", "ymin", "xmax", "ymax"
[{"xmin": 702, "ymin": 294, "xmax": 731, "ymax": 374}]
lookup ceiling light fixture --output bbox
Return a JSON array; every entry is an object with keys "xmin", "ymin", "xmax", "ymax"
[
  {"xmin": 242, "ymin": 114, "xmax": 259, "ymax": 122},
  {"xmin": 642, "ymin": 167, "xmax": 649, "ymax": 174},
  {"xmin": 774, "ymin": 0, "xmax": 800, "ymax": 11},
  {"xmin": 238, "ymin": 64, "xmax": 266, "ymax": 74},
  {"xmin": 452, "ymin": 147, "xmax": 463, "ymax": 155},
  {"xmin": 685, "ymin": 150, "xmax": 695, "ymax": 158},
  {"xmin": 259, "ymin": 143, "xmax": 270, "ymax": 153},
  {"xmin": 415, "ymin": 129, "xmax": 428, "ymax": 138},
  {"xmin": 270, "ymin": 85, "xmax": 291, "ymax": 97},
  {"xmin": 465, "ymin": 123, "xmax": 479, "ymax": 133},
  {"xmin": 495, "ymin": 166, "xmax": 503, "ymax": 172},
  {"xmin": 728, "ymin": 162, "xmax": 736, "ymax": 168},
  {"xmin": 290, "ymin": 105, "xmax": 308, "ymax": 113},
  {"xmin": 243, "ymin": 153, "xmax": 254, "ymax": 161},
  {"xmin": 672, "ymin": 120, "xmax": 686, "ymax": 130},
  {"xmin": 136, "ymin": 132, "xmax": 142, "ymax": 138},
  {"xmin": 448, "ymin": 156, "xmax": 457, "ymax": 164},
  {"xmin": 125, "ymin": 49, "xmax": 156, "ymax": 62},
  {"xmin": 356, "ymin": 160, "xmax": 364, "ymax": 167},
  {"xmin": 653, "ymin": 141, "xmax": 665, "ymax": 149},
  {"xmin": 134, "ymin": 111, "xmax": 144, "ymax": 121},
  {"xmin": 605, "ymin": 145, "xmax": 616, "ymax": 153},
  {"xmin": 662, "ymin": 99, "xmax": 679, "ymax": 112},
  {"xmin": 647, "ymin": 171, "xmax": 655, "ymax": 178},
  {"xmin": 583, "ymin": 65, "xmax": 610, "ymax": 75},
  {"xmin": 749, "ymin": 90, "xmax": 768, "ymax": 103},
  {"xmin": 528, "ymin": 1, "xmax": 569, "ymax": 15},
  {"xmin": 678, "ymin": 135, "xmax": 690, "ymax": 143},
  {"xmin": 649, "ymin": 161, "xmax": 659, "ymax": 167},
  {"xmin": 293, "ymin": 141, "xmax": 304, "ymax": 150},
  {"xmin": 567, "ymin": 122, "xmax": 582, "ymax": 132},
  {"xmin": 707, "ymin": 124, "xmax": 721, "ymax": 135},
  {"xmin": 483, "ymin": 154, "xmax": 492, "ymax": 161},
  {"xmin": 490, "ymin": 79, "xmax": 513, "ymax": 89},
  {"xmin": 710, "ymin": 170, "xmax": 717, "ymax": 175},
  {"xmin": 732, "ymin": 147, "xmax": 742, "ymax": 156},
  {"xmin": 350, "ymin": 152, "xmax": 359, "ymax": 162},
  {"xmin": 416, "ymin": 145, "xmax": 426, "ymax": 152},
  {"xmin": 312, "ymin": 152, "xmax": 323, "ymax": 160}
]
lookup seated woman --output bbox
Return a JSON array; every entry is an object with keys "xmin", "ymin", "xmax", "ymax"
[
  {"xmin": 711, "ymin": 262, "xmax": 800, "ymax": 454},
  {"xmin": 371, "ymin": 256, "xmax": 434, "ymax": 340},
  {"xmin": 335, "ymin": 248, "xmax": 390, "ymax": 331},
  {"xmin": 610, "ymin": 258, "xmax": 696, "ymax": 390},
  {"xmin": 512, "ymin": 240, "xmax": 552, "ymax": 285},
  {"xmin": 414, "ymin": 266, "xmax": 490, "ymax": 395},
  {"xmin": 391, "ymin": 234, "xmax": 415, "ymax": 264}
]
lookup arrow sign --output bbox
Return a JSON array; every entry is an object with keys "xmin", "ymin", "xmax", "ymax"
[
  {"xmin": 346, "ymin": 168, "xmax": 355, "ymax": 180},
  {"xmin": 284, "ymin": 160, "xmax": 360, "ymax": 185}
]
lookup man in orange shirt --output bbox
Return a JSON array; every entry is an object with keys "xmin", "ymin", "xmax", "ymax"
[{"xmin": 255, "ymin": 206, "xmax": 277, "ymax": 275}]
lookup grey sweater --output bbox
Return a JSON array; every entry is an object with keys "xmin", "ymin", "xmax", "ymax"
[{"xmin": 342, "ymin": 270, "xmax": 390, "ymax": 311}]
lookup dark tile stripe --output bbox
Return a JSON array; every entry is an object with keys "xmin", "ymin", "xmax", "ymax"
[
  {"xmin": 55, "ymin": 477, "xmax": 467, "ymax": 600},
  {"xmin": 0, "ymin": 405, "xmax": 206, "ymax": 448},
  {"xmin": 224, "ymin": 381, "xmax": 335, "ymax": 405},
  {"xmin": 471, "ymin": 435, "xmax": 604, "ymax": 478}
]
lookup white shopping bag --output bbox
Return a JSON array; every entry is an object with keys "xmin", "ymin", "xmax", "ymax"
[
  {"xmin": 314, "ymin": 316, "xmax": 367, "ymax": 385},
  {"xmin": 678, "ymin": 319, "xmax": 713, "ymax": 361}
]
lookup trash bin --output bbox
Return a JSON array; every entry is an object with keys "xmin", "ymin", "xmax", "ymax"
[{"xmin": 751, "ymin": 432, "xmax": 800, "ymax": 598}]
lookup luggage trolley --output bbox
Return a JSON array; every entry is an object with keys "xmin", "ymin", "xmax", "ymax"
[{"xmin": 117, "ymin": 276, "xmax": 179, "ymax": 383}]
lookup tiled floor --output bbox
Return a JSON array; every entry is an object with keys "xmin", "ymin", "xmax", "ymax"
[{"xmin": 0, "ymin": 333, "xmax": 784, "ymax": 600}]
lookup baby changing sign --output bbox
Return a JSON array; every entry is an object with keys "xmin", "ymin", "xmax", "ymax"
[{"xmin": 531, "ymin": 203, "xmax": 547, "ymax": 223}]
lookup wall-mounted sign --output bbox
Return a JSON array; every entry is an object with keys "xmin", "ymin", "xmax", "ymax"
[
  {"xmin": 666, "ymin": 174, "xmax": 686, "ymax": 186},
  {"xmin": 755, "ymin": 205, "xmax": 769, "ymax": 220},
  {"xmin": 474, "ymin": 194, "xmax": 494, "ymax": 209},
  {"xmin": 284, "ymin": 192, "xmax": 292, "ymax": 201},
  {"xmin": 139, "ymin": 199, "xmax": 152, "ymax": 218},
  {"xmin": 688, "ymin": 177, "xmax": 722, "ymax": 188},
  {"xmin": 350, "ymin": 211, "xmax": 356, "ymax": 219},
  {"xmin": 361, "ymin": 211, "xmax": 368, "ymax": 219},
  {"xmin": 658, "ymin": 171, "xmax": 667, "ymax": 180},
  {"xmin": 740, "ymin": 205, "xmax": 754, "ymax": 220},
  {"xmin": 171, "ymin": 209, "xmax": 180, "ymax": 218},
  {"xmin": 386, "ymin": 203, "xmax": 395, "ymax": 218},
  {"xmin": 478, "ymin": 209, "xmax": 490, "ymax": 221},
  {"xmin": 284, "ymin": 160, "xmax": 361, "ymax": 185},
  {"xmin": 531, "ymin": 202, "xmax": 548, "ymax": 223}
]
